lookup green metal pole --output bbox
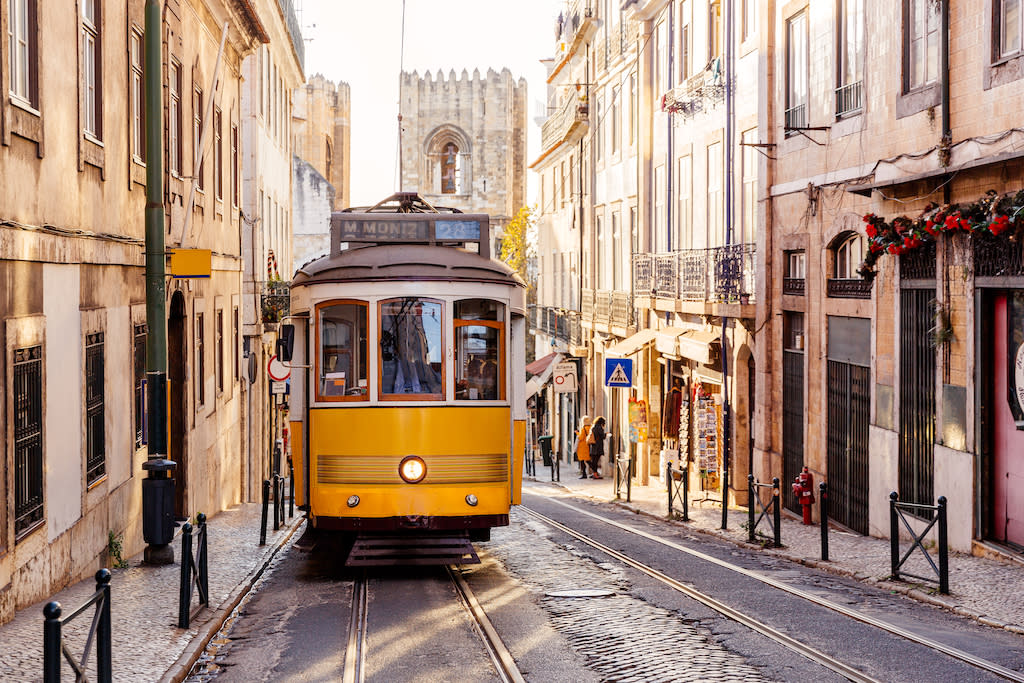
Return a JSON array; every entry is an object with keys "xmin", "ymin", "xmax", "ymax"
[{"xmin": 142, "ymin": 0, "xmax": 175, "ymax": 563}]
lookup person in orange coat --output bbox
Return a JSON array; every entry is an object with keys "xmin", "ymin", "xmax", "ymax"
[{"xmin": 575, "ymin": 416, "xmax": 592, "ymax": 479}]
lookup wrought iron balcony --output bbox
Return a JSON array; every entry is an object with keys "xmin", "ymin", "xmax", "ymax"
[
  {"xmin": 835, "ymin": 80, "xmax": 862, "ymax": 118},
  {"xmin": 261, "ymin": 281, "xmax": 290, "ymax": 324},
  {"xmin": 784, "ymin": 103, "xmax": 807, "ymax": 131},
  {"xmin": 610, "ymin": 291, "xmax": 632, "ymax": 329},
  {"xmin": 631, "ymin": 243, "xmax": 757, "ymax": 305},
  {"xmin": 581, "ymin": 288, "xmax": 595, "ymax": 320},
  {"xmin": 594, "ymin": 290, "xmax": 611, "ymax": 325},
  {"xmin": 531, "ymin": 305, "xmax": 585, "ymax": 346},
  {"xmin": 782, "ymin": 278, "xmax": 806, "ymax": 296},
  {"xmin": 827, "ymin": 278, "xmax": 872, "ymax": 299},
  {"xmin": 541, "ymin": 93, "xmax": 589, "ymax": 154}
]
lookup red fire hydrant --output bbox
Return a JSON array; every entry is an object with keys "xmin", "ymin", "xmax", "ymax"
[{"xmin": 792, "ymin": 466, "xmax": 815, "ymax": 525}]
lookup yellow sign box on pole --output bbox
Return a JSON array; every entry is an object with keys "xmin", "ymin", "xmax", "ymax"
[{"xmin": 168, "ymin": 249, "xmax": 212, "ymax": 278}]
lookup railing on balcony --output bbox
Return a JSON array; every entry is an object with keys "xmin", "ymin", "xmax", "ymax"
[
  {"xmin": 782, "ymin": 278, "xmax": 806, "ymax": 296},
  {"xmin": 277, "ymin": 0, "xmax": 305, "ymax": 73},
  {"xmin": 261, "ymin": 281, "xmax": 290, "ymax": 324},
  {"xmin": 784, "ymin": 103, "xmax": 807, "ymax": 131},
  {"xmin": 610, "ymin": 291, "xmax": 632, "ymax": 329},
  {"xmin": 827, "ymin": 278, "xmax": 873, "ymax": 299},
  {"xmin": 531, "ymin": 305, "xmax": 585, "ymax": 347},
  {"xmin": 541, "ymin": 94, "xmax": 589, "ymax": 154},
  {"xmin": 835, "ymin": 80, "xmax": 862, "ymax": 118},
  {"xmin": 630, "ymin": 244, "xmax": 757, "ymax": 305},
  {"xmin": 594, "ymin": 290, "xmax": 611, "ymax": 325},
  {"xmin": 581, "ymin": 289, "xmax": 595, "ymax": 320}
]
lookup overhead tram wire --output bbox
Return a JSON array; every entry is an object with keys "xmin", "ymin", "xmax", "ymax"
[{"xmin": 396, "ymin": 0, "xmax": 407, "ymax": 193}]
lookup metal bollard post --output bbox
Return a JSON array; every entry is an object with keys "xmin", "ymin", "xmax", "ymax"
[
  {"xmin": 627, "ymin": 456, "xmax": 632, "ymax": 502},
  {"xmin": 938, "ymin": 496, "xmax": 949, "ymax": 594},
  {"xmin": 277, "ymin": 476, "xmax": 285, "ymax": 526},
  {"xmin": 43, "ymin": 602, "xmax": 62, "ymax": 683},
  {"xmin": 197, "ymin": 513, "xmax": 209, "ymax": 606},
  {"xmin": 260, "ymin": 479, "xmax": 270, "ymax": 546},
  {"xmin": 667, "ymin": 461, "xmax": 674, "ymax": 516},
  {"xmin": 288, "ymin": 458, "xmax": 295, "ymax": 518},
  {"xmin": 819, "ymin": 481, "xmax": 829, "ymax": 561},
  {"xmin": 889, "ymin": 491, "xmax": 900, "ymax": 580},
  {"xmin": 273, "ymin": 475, "xmax": 281, "ymax": 531},
  {"xmin": 681, "ymin": 463, "xmax": 688, "ymax": 521},
  {"xmin": 772, "ymin": 477, "xmax": 781, "ymax": 548},
  {"xmin": 96, "ymin": 569, "xmax": 112, "ymax": 682},
  {"xmin": 747, "ymin": 475, "xmax": 756, "ymax": 543},
  {"xmin": 178, "ymin": 522, "xmax": 193, "ymax": 628}
]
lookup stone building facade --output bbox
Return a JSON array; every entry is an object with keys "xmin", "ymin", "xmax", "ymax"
[
  {"xmin": 0, "ymin": 0, "xmax": 297, "ymax": 625},
  {"xmin": 291, "ymin": 74, "xmax": 351, "ymax": 210},
  {"xmin": 398, "ymin": 68, "xmax": 528, "ymax": 241},
  {"xmin": 291, "ymin": 157, "xmax": 335, "ymax": 267}
]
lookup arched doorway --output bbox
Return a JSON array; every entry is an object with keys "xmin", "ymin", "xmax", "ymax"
[{"xmin": 169, "ymin": 291, "xmax": 188, "ymax": 520}]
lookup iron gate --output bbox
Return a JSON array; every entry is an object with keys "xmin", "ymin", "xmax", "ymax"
[
  {"xmin": 14, "ymin": 346, "xmax": 43, "ymax": 537},
  {"xmin": 899, "ymin": 289, "xmax": 936, "ymax": 511},
  {"xmin": 782, "ymin": 349, "xmax": 805, "ymax": 512},
  {"xmin": 827, "ymin": 360, "xmax": 870, "ymax": 534}
]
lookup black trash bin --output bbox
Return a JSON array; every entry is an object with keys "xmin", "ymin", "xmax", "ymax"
[{"xmin": 538, "ymin": 435, "xmax": 554, "ymax": 467}]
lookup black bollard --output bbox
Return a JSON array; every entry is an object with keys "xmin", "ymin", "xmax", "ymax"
[
  {"xmin": 772, "ymin": 477, "xmax": 781, "ymax": 547},
  {"xmin": 43, "ymin": 602, "xmax": 61, "ymax": 683},
  {"xmin": 197, "ymin": 513, "xmax": 208, "ymax": 606},
  {"xmin": 278, "ymin": 476, "xmax": 286, "ymax": 526},
  {"xmin": 747, "ymin": 474, "xmax": 756, "ymax": 543},
  {"xmin": 681, "ymin": 463, "xmax": 688, "ymax": 522},
  {"xmin": 273, "ymin": 475, "xmax": 281, "ymax": 531},
  {"xmin": 667, "ymin": 461, "xmax": 674, "ymax": 515},
  {"xmin": 96, "ymin": 569, "xmax": 112, "ymax": 681},
  {"xmin": 938, "ymin": 496, "xmax": 949, "ymax": 594},
  {"xmin": 819, "ymin": 481, "xmax": 829, "ymax": 561},
  {"xmin": 178, "ymin": 522, "xmax": 193, "ymax": 628},
  {"xmin": 288, "ymin": 458, "xmax": 295, "ymax": 518},
  {"xmin": 889, "ymin": 491, "xmax": 900, "ymax": 580},
  {"xmin": 260, "ymin": 479, "xmax": 270, "ymax": 546}
]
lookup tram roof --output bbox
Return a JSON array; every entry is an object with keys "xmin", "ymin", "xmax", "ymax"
[{"xmin": 292, "ymin": 243, "xmax": 525, "ymax": 288}]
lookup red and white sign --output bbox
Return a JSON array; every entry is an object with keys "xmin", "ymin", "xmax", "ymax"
[
  {"xmin": 552, "ymin": 362, "xmax": 578, "ymax": 393},
  {"xmin": 267, "ymin": 355, "xmax": 290, "ymax": 382}
]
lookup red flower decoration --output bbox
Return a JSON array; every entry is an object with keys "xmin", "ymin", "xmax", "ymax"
[
  {"xmin": 991, "ymin": 215, "xmax": 1011, "ymax": 236},
  {"xmin": 866, "ymin": 224, "xmax": 878, "ymax": 238},
  {"xmin": 945, "ymin": 214, "xmax": 959, "ymax": 231}
]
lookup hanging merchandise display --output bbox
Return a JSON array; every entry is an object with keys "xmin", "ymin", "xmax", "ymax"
[
  {"xmin": 678, "ymin": 380, "xmax": 690, "ymax": 461},
  {"xmin": 695, "ymin": 383, "xmax": 721, "ymax": 491},
  {"xmin": 628, "ymin": 397, "xmax": 648, "ymax": 443}
]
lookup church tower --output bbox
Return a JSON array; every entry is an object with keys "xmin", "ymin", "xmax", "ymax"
[{"xmin": 399, "ymin": 68, "xmax": 528, "ymax": 236}]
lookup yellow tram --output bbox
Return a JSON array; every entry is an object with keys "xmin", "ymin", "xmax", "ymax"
[{"xmin": 278, "ymin": 193, "xmax": 527, "ymax": 562}]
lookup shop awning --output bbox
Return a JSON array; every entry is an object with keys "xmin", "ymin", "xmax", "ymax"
[
  {"xmin": 525, "ymin": 352, "xmax": 562, "ymax": 400},
  {"xmin": 654, "ymin": 327, "xmax": 690, "ymax": 356},
  {"xmin": 604, "ymin": 328, "xmax": 659, "ymax": 357},
  {"xmin": 677, "ymin": 330, "xmax": 720, "ymax": 365}
]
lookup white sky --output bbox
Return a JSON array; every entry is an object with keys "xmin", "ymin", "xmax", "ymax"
[{"xmin": 298, "ymin": 0, "xmax": 561, "ymax": 207}]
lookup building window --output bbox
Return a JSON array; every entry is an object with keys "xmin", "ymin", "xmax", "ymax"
[
  {"xmin": 611, "ymin": 85, "xmax": 621, "ymax": 153},
  {"xmin": 82, "ymin": 0, "xmax": 102, "ymax": 139},
  {"xmin": 786, "ymin": 10, "xmax": 808, "ymax": 130},
  {"xmin": 677, "ymin": 154, "xmax": 692, "ymax": 250},
  {"xmin": 654, "ymin": 164, "xmax": 665, "ymax": 252},
  {"xmin": 679, "ymin": 1, "xmax": 691, "ymax": 83},
  {"xmin": 657, "ymin": 20, "xmax": 668, "ymax": 94},
  {"xmin": 9, "ymin": 0, "xmax": 39, "ymax": 108},
  {"xmin": 709, "ymin": 1, "xmax": 723, "ymax": 61},
  {"xmin": 612, "ymin": 210, "xmax": 622, "ymax": 290},
  {"xmin": 134, "ymin": 324, "xmax": 146, "ymax": 449},
  {"xmin": 627, "ymin": 74, "xmax": 636, "ymax": 146},
  {"xmin": 837, "ymin": 0, "xmax": 864, "ymax": 116},
  {"xmin": 441, "ymin": 142, "xmax": 459, "ymax": 194},
  {"xmin": 216, "ymin": 310, "xmax": 224, "ymax": 394},
  {"xmin": 742, "ymin": 0, "xmax": 757, "ymax": 43},
  {"xmin": 596, "ymin": 215, "xmax": 607, "ymax": 289},
  {"xmin": 85, "ymin": 333, "xmax": 105, "ymax": 485},
  {"xmin": 214, "ymin": 108, "xmax": 223, "ymax": 200},
  {"xmin": 196, "ymin": 313, "xmax": 205, "ymax": 406},
  {"xmin": 130, "ymin": 30, "xmax": 145, "ymax": 162},
  {"xmin": 906, "ymin": 0, "xmax": 940, "ymax": 91},
  {"xmin": 193, "ymin": 87, "xmax": 204, "ymax": 191},
  {"xmin": 595, "ymin": 96, "xmax": 603, "ymax": 161},
  {"xmin": 741, "ymin": 129, "xmax": 758, "ymax": 244},
  {"xmin": 231, "ymin": 124, "xmax": 239, "ymax": 207},
  {"xmin": 169, "ymin": 60, "xmax": 182, "ymax": 176},
  {"xmin": 13, "ymin": 345, "xmax": 43, "ymax": 538},
  {"xmin": 233, "ymin": 306, "xmax": 239, "ymax": 381},
  {"xmin": 834, "ymin": 233, "xmax": 864, "ymax": 279},
  {"xmin": 707, "ymin": 143, "xmax": 723, "ymax": 246},
  {"xmin": 997, "ymin": 0, "xmax": 1024, "ymax": 59},
  {"xmin": 787, "ymin": 250, "xmax": 806, "ymax": 279}
]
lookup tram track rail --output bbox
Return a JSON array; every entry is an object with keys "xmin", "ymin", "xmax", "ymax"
[
  {"xmin": 341, "ymin": 566, "xmax": 524, "ymax": 683},
  {"xmin": 521, "ymin": 499, "xmax": 1024, "ymax": 683}
]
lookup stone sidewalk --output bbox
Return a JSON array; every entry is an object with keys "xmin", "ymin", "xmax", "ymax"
[
  {"xmin": 530, "ymin": 468, "xmax": 1024, "ymax": 637},
  {"xmin": 0, "ymin": 502, "xmax": 304, "ymax": 683}
]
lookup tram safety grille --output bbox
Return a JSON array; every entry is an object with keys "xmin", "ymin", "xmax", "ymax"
[{"xmin": 316, "ymin": 453, "xmax": 508, "ymax": 485}]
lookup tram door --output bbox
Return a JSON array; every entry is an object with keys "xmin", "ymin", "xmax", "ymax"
[{"xmin": 989, "ymin": 294, "xmax": 1024, "ymax": 547}]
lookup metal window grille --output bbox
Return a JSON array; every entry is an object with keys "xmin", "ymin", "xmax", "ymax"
[
  {"xmin": 196, "ymin": 314, "xmax": 205, "ymax": 406},
  {"xmin": 835, "ymin": 80, "xmax": 863, "ymax": 117},
  {"xmin": 784, "ymin": 104, "xmax": 806, "ymax": 130},
  {"xmin": 216, "ymin": 310, "xmax": 224, "ymax": 394},
  {"xmin": 827, "ymin": 360, "xmax": 870, "ymax": 534},
  {"xmin": 134, "ymin": 325, "xmax": 146, "ymax": 449},
  {"xmin": 85, "ymin": 333, "xmax": 105, "ymax": 484},
  {"xmin": 14, "ymin": 345, "xmax": 43, "ymax": 537},
  {"xmin": 899, "ymin": 289, "xmax": 936, "ymax": 513}
]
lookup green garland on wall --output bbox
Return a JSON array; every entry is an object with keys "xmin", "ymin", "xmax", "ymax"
[{"xmin": 858, "ymin": 189, "xmax": 1024, "ymax": 280}]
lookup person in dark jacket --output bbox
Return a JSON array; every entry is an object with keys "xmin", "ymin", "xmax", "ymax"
[{"xmin": 588, "ymin": 416, "xmax": 606, "ymax": 478}]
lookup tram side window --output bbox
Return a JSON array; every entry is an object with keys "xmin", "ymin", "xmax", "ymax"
[
  {"xmin": 454, "ymin": 299, "xmax": 504, "ymax": 401},
  {"xmin": 380, "ymin": 298, "xmax": 444, "ymax": 398},
  {"xmin": 318, "ymin": 302, "xmax": 368, "ymax": 400}
]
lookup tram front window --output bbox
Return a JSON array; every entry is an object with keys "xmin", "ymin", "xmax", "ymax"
[
  {"xmin": 318, "ymin": 301, "xmax": 367, "ymax": 400},
  {"xmin": 380, "ymin": 298, "xmax": 444, "ymax": 397},
  {"xmin": 455, "ymin": 299, "xmax": 504, "ymax": 401}
]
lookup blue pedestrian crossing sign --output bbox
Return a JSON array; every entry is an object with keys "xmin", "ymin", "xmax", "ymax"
[{"xmin": 605, "ymin": 358, "xmax": 633, "ymax": 387}]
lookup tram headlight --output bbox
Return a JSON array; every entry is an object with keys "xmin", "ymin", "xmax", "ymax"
[
  {"xmin": 399, "ymin": 456, "xmax": 427, "ymax": 483},
  {"xmin": 465, "ymin": 494, "xmax": 479, "ymax": 507},
  {"xmin": 347, "ymin": 495, "xmax": 360, "ymax": 508}
]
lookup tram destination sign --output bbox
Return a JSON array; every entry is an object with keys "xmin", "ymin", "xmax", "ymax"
[{"xmin": 331, "ymin": 213, "xmax": 491, "ymax": 255}]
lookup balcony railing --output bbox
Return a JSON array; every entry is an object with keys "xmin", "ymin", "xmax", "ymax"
[
  {"xmin": 784, "ymin": 103, "xmax": 807, "ymax": 130},
  {"xmin": 595, "ymin": 290, "xmax": 610, "ymax": 324},
  {"xmin": 531, "ymin": 305, "xmax": 585, "ymax": 346},
  {"xmin": 277, "ymin": 0, "xmax": 305, "ymax": 73},
  {"xmin": 581, "ymin": 288, "xmax": 595, "ymax": 319},
  {"xmin": 782, "ymin": 278, "xmax": 806, "ymax": 296},
  {"xmin": 835, "ymin": 80, "xmax": 862, "ymax": 118},
  {"xmin": 541, "ymin": 94, "xmax": 589, "ymax": 154},
  {"xmin": 610, "ymin": 291, "xmax": 632, "ymax": 329},
  {"xmin": 827, "ymin": 278, "xmax": 872, "ymax": 299},
  {"xmin": 261, "ymin": 281, "xmax": 290, "ymax": 324},
  {"xmin": 631, "ymin": 243, "xmax": 757, "ymax": 305}
]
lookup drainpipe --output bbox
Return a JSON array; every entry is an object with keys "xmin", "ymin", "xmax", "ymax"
[
  {"xmin": 721, "ymin": 0, "xmax": 735, "ymax": 530},
  {"xmin": 142, "ymin": 0, "xmax": 176, "ymax": 565},
  {"xmin": 940, "ymin": 0, "xmax": 951, "ymax": 203}
]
